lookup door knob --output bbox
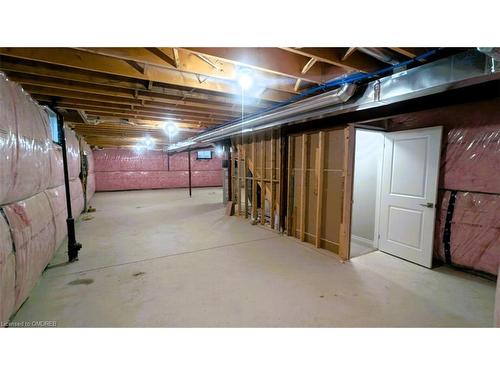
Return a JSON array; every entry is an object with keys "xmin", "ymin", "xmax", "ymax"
[{"xmin": 420, "ymin": 203, "xmax": 434, "ymax": 208}]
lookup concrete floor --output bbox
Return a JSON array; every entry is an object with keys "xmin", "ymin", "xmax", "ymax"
[{"xmin": 12, "ymin": 188, "xmax": 496, "ymax": 327}]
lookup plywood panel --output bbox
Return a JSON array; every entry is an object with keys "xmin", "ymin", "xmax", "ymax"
[{"xmin": 287, "ymin": 127, "xmax": 347, "ymax": 255}]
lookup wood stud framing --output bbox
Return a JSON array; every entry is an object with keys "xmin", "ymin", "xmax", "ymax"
[
  {"xmin": 299, "ymin": 134, "xmax": 307, "ymax": 242},
  {"xmin": 229, "ymin": 124, "xmax": 360, "ymax": 262},
  {"xmin": 231, "ymin": 130, "xmax": 281, "ymax": 229},
  {"xmin": 315, "ymin": 131, "xmax": 325, "ymax": 248},
  {"xmin": 339, "ymin": 125, "xmax": 355, "ymax": 260}
]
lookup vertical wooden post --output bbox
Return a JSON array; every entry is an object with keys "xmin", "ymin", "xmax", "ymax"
[
  {"xmin": 270, "ymin": 131, "xmax": 276, "ymax": 230},
  {"xmin": 339, "ymin": 125, "xmax": 355, "ymax": 260},
  {"xmin": 252, "ymin": 134, "xmax": 258, "ymax": 220},
  {"xmin": 315, "ymin": 131, "xmax": 325, "ymax": 248},
  {"xmin": 299, "ymin": 133, "xmax": 307, "ymax": 241},
  {"xmin": 227, "ymin": 145, "xmax": 232, "ymax": 203},
  {"xmin": 243, "ymin": 141, "xmax": 248, "ymax": 218},
  {"xmin": 237, "ymin": 142, "xmax": 242, "ymax": 215},
  {"xmin": 260, "ymin": 138, "xmax": 266, "ymax": 225},
  {"xmin": 286, "ymin": 135, "xmax": 294, "ymax": 236},
  {"xmin": 277, "ymin": 129, "xmax": 285, "ymax": 232}
]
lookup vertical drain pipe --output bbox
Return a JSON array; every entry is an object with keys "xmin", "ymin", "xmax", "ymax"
[
  {"xmin": 188, "ymin": 149, "xmax": 192, "ymax": 197},
  {"xmin": 53, "ymin": 108, "xmax": 82, "ymax": 262}
]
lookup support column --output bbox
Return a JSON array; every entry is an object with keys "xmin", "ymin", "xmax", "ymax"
[
  {"xmin": 188, "ymin": 149, "xmax": 192, "ymax": 197},
  {"xmin": 53, "ymin": 108, "xmax": 82, "ymax": 262}
]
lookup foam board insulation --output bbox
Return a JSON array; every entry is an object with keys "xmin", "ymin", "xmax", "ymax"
[
  {"xmin": 0, "ymin": 213, "xmax": 15, "ymax": 325},
  {"xmin": 93, "ymin": 148, "xmax": 222, "ymax": 191}
]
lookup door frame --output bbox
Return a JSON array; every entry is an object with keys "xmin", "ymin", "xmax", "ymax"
[
  {"xmin": 374, "ymin": 125, "xmax": 443, "ymax": 268},
  {"xmin": 350, "ymin": 125, "xmax": 442, "ymax": 264}
]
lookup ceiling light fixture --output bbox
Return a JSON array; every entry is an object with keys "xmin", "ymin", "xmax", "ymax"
[
  {"xmin": 237, "ymin": 68, "xmax": 254, "ymax": 90},
  {"xmin": 163, "ymin": 121, "xmax": 178, "ymax": 136}
]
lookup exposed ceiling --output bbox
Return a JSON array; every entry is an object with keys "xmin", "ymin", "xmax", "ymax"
[{"xmin": 0, "ymin": 47, "xmax": 450, "ymax": 149}]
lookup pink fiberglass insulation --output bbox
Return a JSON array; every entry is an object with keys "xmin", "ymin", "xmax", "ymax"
[
  {"xmin": 0, "ymin": 73, "xmax": 53, "ymax": 205},
  {"xmin": 45, "ymin": 185, "xmax": 67, "ymax": 250},
  {"xmin": 496, "ymin": 272, "xmax": 500, "ymax": 327},
  {"xmin": 0, "ymin": 213, "xmax": 16, "ymax": 325},
  {"xmin": 65, "ymin": 128, "xmax": 81, "ymax": 180},
  {"xmin": 3, "ymin": 192, "xmax": 56, "ymax": 310},
  {"xmin": 87, "ymin": 173, "xmax": 96, "ymax": 201},
  {"xmin": 434, "ymin": 191, "xmax": 500, "ymax": 276},
  {"xmin": 0, "ymin": 74, "xmax": 17, "ymax": 204},
  {"xmin": 93, "ymin": 149, "xmax": 165, "ymax": 172},
  {"xmin": 441, "ymin": 125, "xmax": 500, "ymax": 194},
  {"xmin": 388, "ymin": 99, "xmax": 500, "ymax": 194},
  {"xmin": 49, "ymin": 145, "xmax": 65, "ymax": 188},
  {"xmin": 49, "ymin": 129, "xmax": 81, "ymax": 187},
  {"xmin": 44, "ymin": 179, "xmax": 83, "ymax": 250},
  {"xmin": 388, "ymin": 100, "xmax": 500, "ymax": 275},
  {"xmin": 0, "ymin": 73, "xmax": 82, "ymax": 201},
  {"xmin": 93, "ymin": 148, "xmax": 222, "ymax": 191},
  {"xmin": 70, "ymin": 179, "xmax": 84, "ymax": 216}
]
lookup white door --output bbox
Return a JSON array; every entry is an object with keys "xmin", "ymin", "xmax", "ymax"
[{"xmin": 378, "ymin": 126, "xmax": 442, "ymax": 268}]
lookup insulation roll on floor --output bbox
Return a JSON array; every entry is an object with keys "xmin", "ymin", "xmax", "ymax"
[
  {"xmin": 0, "ymin": 73, "xmax": 52, "ymax": 205},
  {"xmin": 3, "ymin": 192, "xmax": 56, "ymax": 310},
  {"xmin": 0, "ymin": 213, "xmax": 16, "ymax": 325}
]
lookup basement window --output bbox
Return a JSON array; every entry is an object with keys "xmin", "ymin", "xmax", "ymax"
[
  {"xmin": 197, "ymin": 150, "xmax": 212, "ymax": 160},
  {"xmin": 45, "ymin": 107, "xmax": 61, "ymax": 145}
]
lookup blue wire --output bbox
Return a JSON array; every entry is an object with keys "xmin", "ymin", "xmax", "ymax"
[{"xmin": 210, "ymin": 48, "xmax": 443, "ymax": 131}]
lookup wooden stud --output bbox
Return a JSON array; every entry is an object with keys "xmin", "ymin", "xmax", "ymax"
[
  {"xmin": 270, "ymin": 131, "xmax": 276, "ymax": 229},
  {"xmin": 252, "ymin": 134, "xmax": 258, "ymax": 221},
  {"xmin": 299, "ymin": 134, "xmax": 307, "ymax": 241},
  {"xmin": 260, "ymin": 138, "xmax": 266, "ymax": 225},
  {"xmin": 237, "ymin": 143, "xmax": 242, "ymax": 216},
  {"xmin": 243, "ymin": 139, "xmax": 248, "ymax": 219},
  {"xmin": 315, "ymin": 131, "xmax": 325, "ymax": 248},
  {"xmin": 339, "ymin": 125, "xmax": 355, "ymax": 260},
  {"xmin": 286, "ymin": 135, "xmax": 294, "ymax": 236},
  {"xmin": 231, "ymin": 142, "xmax": 236, "ymax": 207}
]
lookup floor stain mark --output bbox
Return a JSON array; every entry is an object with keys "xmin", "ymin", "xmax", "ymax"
[
  {"xmin": 133, "ymin": 272, "xmax": 146, "ymax": 277},
  {"xmin": 67, "ymin": 278, "xmax": 94, "ymax": 286}
]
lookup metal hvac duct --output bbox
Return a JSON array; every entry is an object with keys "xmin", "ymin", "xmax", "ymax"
[
  {"xmin": 168, "ymin": 84, "xmax": 356, "ymax": 150},
  {"xmin": 477, "ymin": 47, "xmax": 500, "ymax": 61},
  {"xmin": 169, "ymin": 49, "xmax": 499, "ymax": 151}
]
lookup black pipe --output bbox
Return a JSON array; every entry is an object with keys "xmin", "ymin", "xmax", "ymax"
[
  {"xmin": 52, "ymin": 108, "xmax": 82, "ymax": 262},
  {"xmin": 188, "ymin": 149, "xmax": 192, "ymax": 197}
]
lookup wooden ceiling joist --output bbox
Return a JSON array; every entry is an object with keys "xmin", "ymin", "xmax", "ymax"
[
  {"xmin": 280, "ymin": 47, "xmax": 386, "ymax": 72},
  {"xmin": 0, "ymin": 48, "xmax": 291, "ymax": 102},
  {"xmin": 182, "ymin": 47, "xmax": 346, "ymax": 84},
  {"xmin": 0, "ymin": 47, "xmax": 441, "ymax": 148}
]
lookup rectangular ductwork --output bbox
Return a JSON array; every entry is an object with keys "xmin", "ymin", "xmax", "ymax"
[{"xmin": 168, "ymin": 50, "xmax": 500, "ymax": 151}]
